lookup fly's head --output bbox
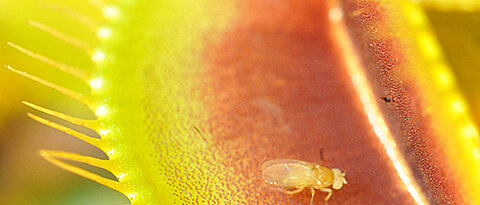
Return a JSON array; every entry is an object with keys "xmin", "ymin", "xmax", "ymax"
[{"xmin": 331, "ymin": 168, "xmax": 347, "ymax": 190}]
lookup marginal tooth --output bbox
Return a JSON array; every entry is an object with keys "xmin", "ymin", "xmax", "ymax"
[
  {"xmin": 22, "ymin": 101, "xmax": 98, "ymax": 129},
  {"xmin": 39, "ymin": 150, "xmax": 122, "ymax": 191},
  {"xmin": 41, "ymin": 2, "xmax": 100, "ymax": 31},
  {"xmin": 27, "ymin": 113, "xmax": 101, "ymax": 147},
  {"xmin": 38, "ymin": 150, "xmax": 109, "ymax": 172},
  {"xmin": 7, "ymin": 42, "xmax": 89, "ymax": 81},
  {"xmin": 5, "ymin": 65, "xmax": 94, "ymax": 109},
  {"xmin": 28, "ymin": 20, "xmax": 93, "ymax": 54}
]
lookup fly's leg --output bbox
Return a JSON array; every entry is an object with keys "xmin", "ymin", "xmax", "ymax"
[
  {"xmin": 319, "ymin": 188, "xmax": 332, "ymax": 204},
  {"xmin": 309, "ymin": 187, "xmax": 316, "ymax": 205},
  {"xmin": 275, "ymin": 187, "xmax": 305, "ymax": 195}
]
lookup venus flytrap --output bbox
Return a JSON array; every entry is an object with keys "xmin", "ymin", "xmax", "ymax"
[{"xmin": 7, "ymin": 0, "xmax": 480, "ymax": 204}]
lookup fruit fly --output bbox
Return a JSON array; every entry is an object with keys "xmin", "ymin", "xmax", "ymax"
[{"xmin": 261, "ymin": 159, "xmax": 347, "ymax": 205}]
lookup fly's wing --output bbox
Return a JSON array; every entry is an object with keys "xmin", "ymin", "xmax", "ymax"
[
  {"xmin": 261, "ymin": 159, "xmax": 312, "ymax": 171},
  {"xmin": 261, "ymin": 162, "xmax": 317, "ymax": 187}
]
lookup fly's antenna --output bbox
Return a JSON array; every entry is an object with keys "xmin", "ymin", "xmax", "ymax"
[
  {"xmin": 319, "ymin": 147, "xmax": 325, "ymax": 163},
  {"xmin": 342, "ymin": 168, "xmax": 349, "ymax": 185}
]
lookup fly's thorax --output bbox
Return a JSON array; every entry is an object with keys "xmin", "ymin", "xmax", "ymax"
[{"xmin": 312, "ymin": 165, "xmax": 334, "ymax": 188}]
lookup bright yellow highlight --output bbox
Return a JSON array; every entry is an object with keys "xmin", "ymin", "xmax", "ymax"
[
  {"xmin": 474, "ymin": 148, "xmax": 480, "ymax": 160},
  {"xmin": 404, "ymin": 2, "xmax": 426, "ymax": 26},
  {"xmin": 89, "ymin": 78, "xmax": 103, "ymax": 90},
  {"xmin": 103, "ymin": 6, "xmax": 120, "ymax": 19},
  {"xmin": 117, "ymin": 173, "xmax": 126, "ymax": 181},
  {"xmin": 92, "ymin": 50, "xmax": 106, "ymax": 62},
  {"xmin": 95, "ymin": 105, "xmax": 109, "ymax": 117},
  {"xmin": 128, "ymin": 193, "xmax": 137, "ymax": 201},
  {"xmin": 462, "ymin": 123, "xmax": 478, "ymax": 139},
  {"xmin": 328, "ymin": 7, "xmax": 344, "ymax": 23},
  {"xmin": 107, "ymin": 150, "xmax": 116, "ymax": 157},
  {"xmin": 330, "ymin": 2, "xmax": 428, "ymax": 203},
  {"xmin": 99, "ymin": 129, "xmax": 110, "ymax": 136},
  {"xmin": 98, "ymin": 27, "xmax": 112, "ymax": 39},
  {"xmin": 451, "ymin": 99, "xmax": 466, "ymax": 114},
  {"xmin": 417, "ymin": 31, "xmax": 440, "ymax": 60},
  {"xmin": 434, "ymin": 66, "xmax": 453, "ymax": 88}
]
